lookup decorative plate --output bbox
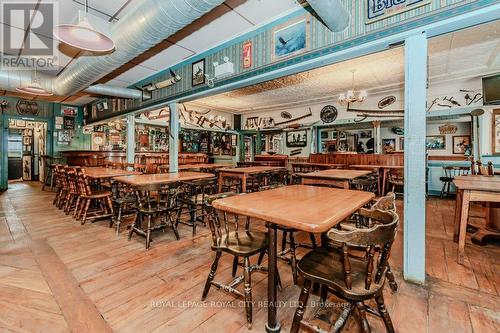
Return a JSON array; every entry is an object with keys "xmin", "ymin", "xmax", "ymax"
[{"xmin": 320, "ymin": 105, "xmax": 338, "ymax": 123}]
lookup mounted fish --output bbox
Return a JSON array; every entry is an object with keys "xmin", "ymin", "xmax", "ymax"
[
  {"xmin": 378, "ymin": 96, "xmax": 396, "ymax": 109},
  {"xmin": 280, "ymin": 111, "xmax": 292, "ymax": 119},
  {"xmin": 347, "ymin": 103, "xmax": 404, "ymax": 122}
]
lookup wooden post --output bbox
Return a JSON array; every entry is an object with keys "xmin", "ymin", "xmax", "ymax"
[
  {"xmin": 372, "ymin": 121, "xmax": 381, "ymax": 154},
  {"xmin": 126, "ymin": 114, "xmax": 135, "ymax": 164},
  {"xmin": 169, "ymin": 103, "xmax": 179, "ymax": 173},
  {"xmin": 403, "ymin": 32, "xmax": 427, "ymax": 284}
]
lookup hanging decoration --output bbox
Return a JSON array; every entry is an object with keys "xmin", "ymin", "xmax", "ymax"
[
  {"xmin": 320, "ymin": 105, "xmax": 338, "ymax": 123},
  {"xmin": 378, "ymin": 96, "xmax": 396, "ymax": 109},
  {"xmin": 439, "ymin": 123, "xmax": 458, "ymax": 134}
]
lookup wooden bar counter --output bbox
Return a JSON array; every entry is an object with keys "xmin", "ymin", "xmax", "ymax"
[{"xmin": 61, "ymin": 151, "xmax": 208, "ymax": 166}]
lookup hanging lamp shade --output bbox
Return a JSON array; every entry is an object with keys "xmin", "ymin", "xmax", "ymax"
[
  {"xmin": 53, "ymin": 15, "xmax": 115, "ymax": 53},
  {"xmin": 16, "ymin": 80, "xmax": 53, "ymax": 96}
]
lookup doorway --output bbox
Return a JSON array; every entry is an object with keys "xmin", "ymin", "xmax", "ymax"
[{"xmin": 7, "ymin": 119, "xmax": 47, "ymax": 182}]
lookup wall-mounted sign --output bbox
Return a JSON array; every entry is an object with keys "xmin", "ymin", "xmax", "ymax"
[
  {"xmin": 286, "ymin": 130, "xmax": 307, "ymax": 148},
  {"xmin": 62, "ymin": 106, "xmax": 78, "ymax": 117},
  {"xmin": 242, "ymin": 41, "xmax": 252, "ymax": 69},
  {"xmin": 366, "ymin": 0, "xmax": 431, "ymax": 24},
  {"xmin": 439, "ymin": 123, "xmax": 458, "ymax": 134},
  {"xmin": 320, "ymin": 105, "xmax": 338, "ymax": 123},
  {"xmin": 16, "ymin": 100, "xmax": 39, "ymax": 116}
]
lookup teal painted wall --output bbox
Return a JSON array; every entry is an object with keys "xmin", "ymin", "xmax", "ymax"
[
  {"xmin": 85, "ymin": 0, "xmax": 493, "ymax": 123},
  {"xmin": 0, "ymin": 97, "xmax": 88, "ymax": 190}
]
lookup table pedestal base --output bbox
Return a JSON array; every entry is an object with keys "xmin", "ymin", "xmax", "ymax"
[{"xmin": 471, "ymin": 228, "xmax": 500, "ymax": 245}]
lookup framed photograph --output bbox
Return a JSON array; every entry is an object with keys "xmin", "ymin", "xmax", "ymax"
[
  {"xmin": 452, "ymin": 135, "xmax": 471, "ymax": 155},
  {"xmin": 382, "ymin": 138, "xmax": 396, "ymax": 154},
  {"xmin": 272, "ymin": 16, "xmax": 309, "ymax": 60},
  {"xmin": 15, "ymin": 119, "xmax": 26, "ymax": 127},
  {"xmin": 8, "ymin": 119, "xmax": 16, "ymax": 127},
  {"xmin": 360, "ymin": 130, "xmax": 372, "ymax": 139},
  {"xmin": 320, "ymin": 131, "xmax": 328, "ymax": 139},
  {"xmin": 242, "ymin": 41, "xmax": 252, "ymax": 69},
  {"xmin": 191, "ymin": 59, "xmax": 205, "ymax": 86},
  {"xmin": 426, "ymin": 135, "xmax": 446, "ymax": 150},
  {"xmin": 286, "ymin": 130, "xmax": 307, "ymax": 148},
  {"xmin": 141, "ymin": 83, "xmax": 153, "ymax": 102},
  {"xmin": 57, "ymin": 130, "xmax": 71, "ymax": 143},
  {"xmin": 26, "ymin": 121, "xmax": 36, "ymax": 128},
  {"xmin": 399, "ymin": 137, "xmax": 404, "ymax": 151},
  {"xmin": 493, "ymin": 109, "xmax": 500, "ymax": 155},
  {"xmin": 23, "ymin": 136, "xmax": 31, "ymax": 145}
]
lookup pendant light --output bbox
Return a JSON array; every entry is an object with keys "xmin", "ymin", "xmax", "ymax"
[
  {"xmin": 53, "ymin": 0, "xmax": 115, "ymax": 53},
  {"xmin": 16, "ymin": 64, "xmax": 53, "ymax": 96}
]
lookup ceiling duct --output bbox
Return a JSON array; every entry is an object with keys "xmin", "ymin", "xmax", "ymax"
[
  {"xmin": 0, "ymin": 0, "xmax": 224, "ymax": 99},
  {"xmin": 53, "ymin": 0, "xmax": 225, "ymax": 96},
  {"xmin": 307, "ymin": 0, "xmax": 350, "ymax": 32}
]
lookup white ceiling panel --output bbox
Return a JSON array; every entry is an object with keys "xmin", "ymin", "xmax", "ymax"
[
  {"xmin": 104, "ymin": 78, "xmax": 133, "ymax": 87},
  {"xmin": 113, "ymin": 65, "xmax": 157, "ymax": 85},
  {"xmin": 139, "ymin": 45, "xmax": 194, "ymax": 71},
  {"xmin": 176, "ymin": 10, "xmax": 253, "ymax": 53},
  {"xmin": 226, "ymin": 0, "xmax": 304, "ymax": 26}
]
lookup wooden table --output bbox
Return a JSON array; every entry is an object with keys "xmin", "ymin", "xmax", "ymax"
[
  {"xmin": 113, "ymin": 172, "xmax": 215, "ymax": 186},
  {"xmin": 299, "ymin": 169, "xmax": 372, "ymax": 189},
  {"xmin": 213, "ymin": 185, "xmax": 375, "ymax": 332},
  {"xmin": 349, "ymin": 165, "xmax": 404, "ymax": 195},
  {"xmin": 453, "ymin": 175, "xmax": 500, "ymax": 264},
  {"xmin": 291, "ymin": 162, "xmax": 346, "ymax": 171},
  {"xmin": 158, "ymin": 163, "xmax": 230, "ymax": 172},
  {"xmin": 217, "ymin": 166, "xmax": 286, "ymax": 193},
  {"xmin": 83, "ymin": 167, "xmax": 142, "ymax": 179}
]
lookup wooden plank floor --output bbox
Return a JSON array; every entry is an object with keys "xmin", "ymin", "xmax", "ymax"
[{"xmin": 0, "ymin": 182, "xmax": 499, "ymax": 332}]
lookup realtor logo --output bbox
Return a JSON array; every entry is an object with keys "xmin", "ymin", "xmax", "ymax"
[
  {"xmin": 0, "ymin": 1, "xmax": 58, "ymax": 70},
  {"xmin": 366, "ymin": 0, "xmax": 431, "ymax": 23}
]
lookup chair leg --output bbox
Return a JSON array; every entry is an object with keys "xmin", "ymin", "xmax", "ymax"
[
  {"xmin": 289, "ymin": 232, "xmax": 298, "ymax": 285},
  {"xmin": 257, "ymin": 251, "xmax": 265, "ymax": 265},
  {"xmin": 128, "ymin": 214, "xmax": 140, "ymax": 240},
  {"xmin": 73, "ymin": 197, "xmax": 81, "ymax": 218},
  {"xmin": 385, "ymin": 265, "xmax": 398, "ymax": 292},
  {"xmin": 232, "ymin": 256, "xmax": 239, "ymax": 277},
  {"xmin": 169, "ymin": 213, "xmax": 180, "ymax": 240},
  {"xmin": 355, "ymin": 301, "xmax": 371, "ymax": 333},
  {"xmin": 145, "ymin": 215, "xmax": 152, "ymax": 250},
  {"xmin": 81, "ymin": 199, "xmax": 91, "ymax": 225},
  {"xmin": 375, "ymin": 292, "xmax": 395, "ymax": 333},
  {"xmin": 290, "ymin": 279, "xmax": 311, "ymax": 333},
  {"xmin": 114, "ymin": 205, "xmax": 122, "ymax": 234},
  {"xmin": 243, "ymin": 256, "xmax": 253, "ymax": 329},
  {"xmin": 202, "ymin": 251, "xmax": 222, "ymax": 300},
  {"xmin": 440, "ymin": 181, "xmax": 447, "ymax": 198},
  {"xmin": 281, "ymin": 230, "xmax": 288, "ymax": 252},
  {"xmin": 320, "ymin": 284, "xmax": 328, "ymax": 304}
]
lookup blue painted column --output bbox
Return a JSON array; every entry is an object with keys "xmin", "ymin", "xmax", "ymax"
[
  {"xmin": 404, "ymin": 32, "xmax": 427, "ymax": 284},
  {"xmin": 126, "ymin": 114, "xmax": 135, "ymax": 164},
  {"xmin": 169, "ymin": 103, "xmax": 179, "ymax": 173}
]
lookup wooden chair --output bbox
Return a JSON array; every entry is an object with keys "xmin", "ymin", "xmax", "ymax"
[
  {"xmin": 128, "ymin": 183, "xmax": 180, "ymax": 249},
  {"xmin": 439, "ymin": 166, "xmax": 470, "ymax": 198},
  {"xmin": 291, "ymin": 209, "xmax": 399, "ymax": 333},
  {"xmin": 109, "ymin": 180, "xmax": 137, "ymax": 236},
  {"xmin": 176, "ymin": 177, "xmax": 218, "ymax": 236},
  {"xmin": 63, "ymin": 167, "xmax": 81, "ymax": 215},
  {"xmin": 387, "ymin": 169, "xmax": 404, "ymax": 195},
  {"xmin": 75, "ymin": 170, "xmax": 114, "ymax": 225},
  {"xmin": 144, "ymin": 163, "xmax": 159, "ymax": 174},
  {"xmin": 202, "ymin": 192, "xmax": 280, "ymax": 329},
  {"xmin": 54, "ymin": 166, "xmax": 70, "ymax": 209}
]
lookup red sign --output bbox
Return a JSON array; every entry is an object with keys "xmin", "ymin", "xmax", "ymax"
[{"xmin": 242, "ymin": 41, "xmax": 252, "ymax": 69}]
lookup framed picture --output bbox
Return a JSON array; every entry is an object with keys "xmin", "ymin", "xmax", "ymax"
[
  {"xmin": 8, "ymin": 119, "xmax": 16, "ymax": 127},
  {"xmin": 382, "ymin": 138, "xmax": 396, "ymax": 154},
  {"xmin": 62, "ymin": 106, "xmax": 78, "ymax": 117},
  {"xmin": 272, "ymin": 16, "xmax": 309, "ymax": 60},
  {"xmin": 63, "ymin": 116, "xmax": 75, "ymax": 130},
  {"xmin": 452, "ymin": 135, "xmax": 471, "ymax": 154},
  {"xmin": 23, "ymin": 136, "xmax": 31, "ymax": 145},
  {"xmin": 16, "ymin": 119, "xmax": 26, "ymax": 127},
  {"xmin": 57, "ymin": 130, "xmax": 71, "ymax": 143},
  {"xmin": 242, "ymin": 41, "xmax": 252, "ymax": 69},
  {"xmin": 141, "ymin": 84, "xmax": 153, "ymax": 102},
  {"xmin": 191, "ymin": 59, "xmax": 205, "ymax": 86},
  {"xmin": 286, "ymin": 130, "xmax": 307, "ymax": 148},
  {"xmin": 360, "ymin": 130, "xmax": 372, "ymax": 139},
  {"xmin": 493, "ymin": 109, "xmax": 500, "ymax": 155},
  {"xmin": 426, "ymin": 135, "xmax": 446, "ymax": 150},
  {"xmin": 320, "ymin": 131, "xmax": 328, "ymax": 139},
  {"xmin": 399, "ymin": 137, "xmax": 404, "ymax": 151},
  {"xmin": 26, "ymin": 121, "xmax": 36, "ymax": 128}
]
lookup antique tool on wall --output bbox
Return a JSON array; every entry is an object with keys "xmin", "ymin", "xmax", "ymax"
[
  {"xmin": 275, "ymin": 108, "xmax": 313, "ymax": 126},
  {"xmin": 280, "ymin": 111, "xmax": 292, "ymax": 119},
  {"xmin": 460, "ymin": 89, "xmax": 483, "ymax": 105},
  {"xmin": 347, "ymin": 103, "xmax": 403, "ymax": 122},
  {"xmin": 137, "ymin": 69, "xmax": 181, "ymax": 92},
  {"xmin": 437, "ymin": 96, "xmax": 461, "ymax": 108}
]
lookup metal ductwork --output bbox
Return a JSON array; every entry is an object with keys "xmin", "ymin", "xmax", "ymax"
[
  {"xmin": 307, "ymin": 0, "xmax": 350, "ymax": 32},
  {"xmin": 53, "ymin": 0, "xmax": 225, "ymax": 96},
  {"xmin": 84, "ymin": 84, "xmax": 142, "ymax": 99}
]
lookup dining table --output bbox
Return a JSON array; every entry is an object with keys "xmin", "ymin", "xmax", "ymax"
[
  {"xmin": 158, "ymin": 163, "xmax": 230, "ymax": 172},
  {"xmin": 299, "ymin": 169, "xmax": 373, "ymax": 189},
  {"xmin": 291, "ymin": 162, "xmax": 346, "ymax": 171},
  {"xmin": 82, "ymin": 167, "xmax": 143, "ymax": 179},
  {"xmin": 113, "ymin": 171, "xmax": 215, "ymax": 186},
  {"xmin": 213, "ymin": 185, "xmax": 375, "ymax": 332},
  {"xmin": 453, "ymin": 175, "xmax": 500, "ymax": 264},
  {"xmin": 349, "ymin": 164, "xmax": 404, "ymax": 195},
  {"xmin": 217, "ymin": 166, "xmax": 286, "ymax": 193}
]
